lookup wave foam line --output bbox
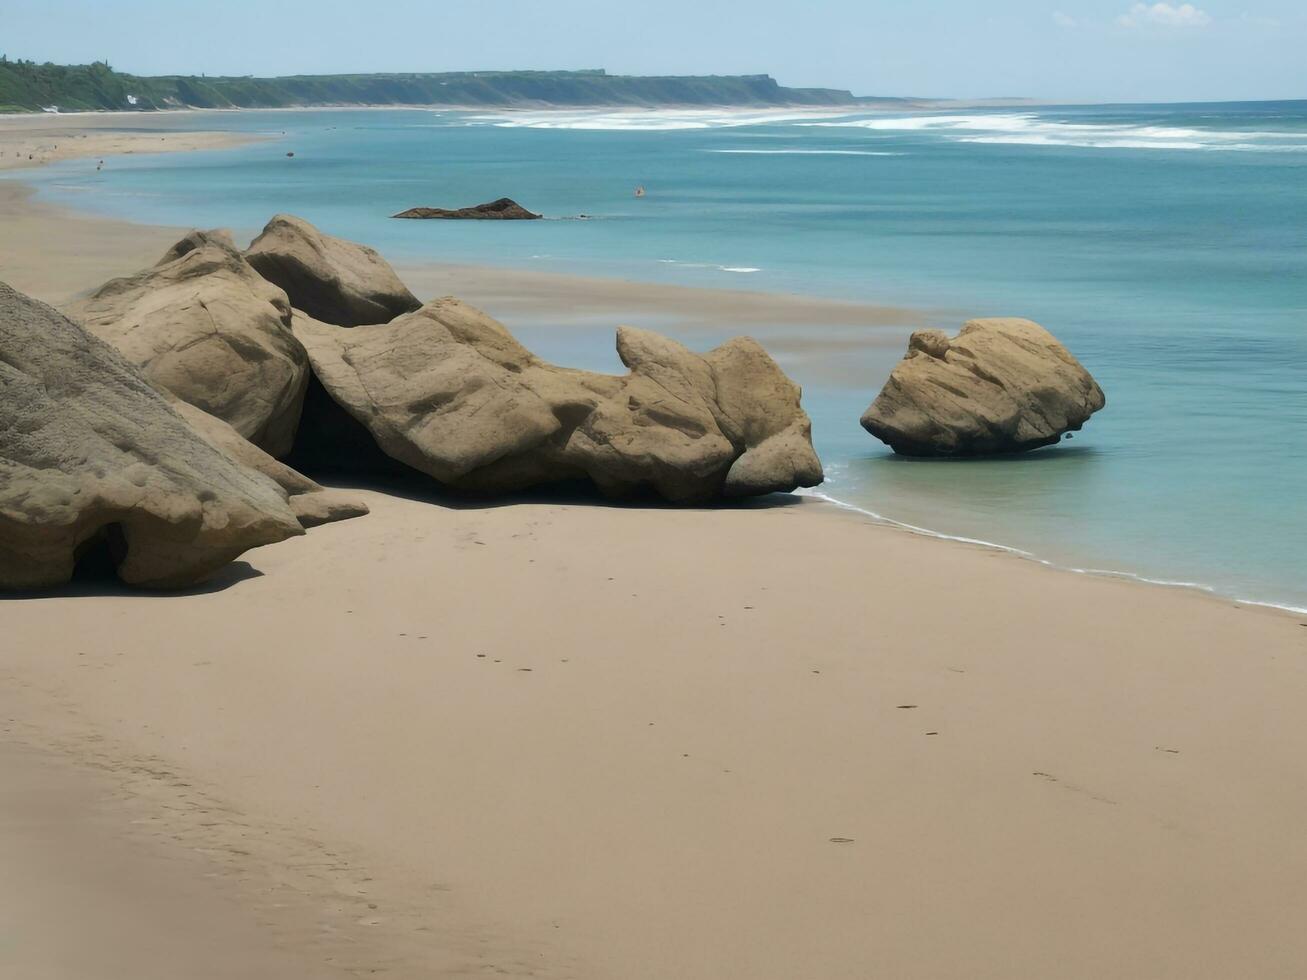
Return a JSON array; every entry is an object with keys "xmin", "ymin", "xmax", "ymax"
[
  {"xmin": 460, "ymin": 109, "xmax": 853, "ymax": 131},
  {"xmin": 802, "ymin": 112, "xmax": 1307, "ymax": 152},
  {"xmin": 799, "ymin": 489, "xmax": 1307, "ymax": 615},
  {"xmin": 707, "ymin": 148, "xmax": 903, "ymax": 156},
  {"xmin": 657, "ymin": 259, "xmax": 761, "ymax": 273}
]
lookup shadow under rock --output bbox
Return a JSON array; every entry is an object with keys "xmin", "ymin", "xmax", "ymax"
[
  {"xmin": 0, "ymin": 560, "xmax": 265, "ymax": 602},
  {"xmin": 870, "ymin": 443, "xmax": 1103, "ymax": 464},
  {"xmin": 308, "ymin": 469, "xmax": 809, "ymax": 514}
]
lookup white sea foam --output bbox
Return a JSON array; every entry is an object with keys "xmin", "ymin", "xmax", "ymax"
[
  {"xmin": 800, "ymin": 490, "xmax": 1307, "ymax": 615},
  {"xmin": 658, "ymin": 258, "xmax": 761, "ymax": 273},
  {"xmin": 460, "ymin": 108, "xmax": 850, "ymax": 131},
  {"xmin": 454, "ymin": 107, "xmax": 1307, "ymax": 151},
  {"xmin": 803, "ymin": 112, "xmax": 1307, "ymax": 152},
  {"xmin": 706, "ymin": 148, "xmax": 903, "ymax": 156}
]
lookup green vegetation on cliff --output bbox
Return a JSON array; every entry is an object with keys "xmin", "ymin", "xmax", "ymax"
[{"xmin": 0, "ymin": 58, "xmax": 898, "ymax": 113}]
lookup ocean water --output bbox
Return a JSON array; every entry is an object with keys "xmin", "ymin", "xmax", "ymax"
[{"xmin": 12, "ymin": 102, "xmax": 1307, "ymax": 610}]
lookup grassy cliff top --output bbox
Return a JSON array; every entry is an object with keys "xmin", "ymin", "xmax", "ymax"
[{"xmin": 0, "ymin": 60, "xmax": 912, "ymax": 113}]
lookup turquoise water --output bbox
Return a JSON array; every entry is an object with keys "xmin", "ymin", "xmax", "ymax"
[{"xmin": 12, "ymin": 103, "xmax": 1307, "ymax": 609}]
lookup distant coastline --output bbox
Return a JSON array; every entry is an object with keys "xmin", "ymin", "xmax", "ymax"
[{"xmin": 0, "ymin": 60, "xmax": 956, "ymax": 114}]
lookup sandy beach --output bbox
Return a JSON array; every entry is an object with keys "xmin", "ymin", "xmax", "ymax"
[
  {"xmin": 3, "ymin": 119, "xmax": 1307, "ymax": 979},
  {"xmin": 0, "ymin": 111, "xmax": 262, "ymax": 172}
]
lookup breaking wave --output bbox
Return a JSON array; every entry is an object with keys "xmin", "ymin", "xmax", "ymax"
[
  {"xmin": 657, "ymin": 259, "xmax": 761, "ymax": 273},
  {"xmin": 460, "ymin": 109, "xmax": 849, "ymax": 131},
  {"xmin": 706, "ymin": 148, "xmax": 903, "ymax": 156},
  {"xmin": 803, "ymin": 112, "xmax": 1307, "ymax": 151}
]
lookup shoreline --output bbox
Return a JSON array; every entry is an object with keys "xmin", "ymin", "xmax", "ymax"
[
  {"xmin": 0, "ymin": 145, "xmax": 1300, "ymax": 615},
  {"xmin": 806, "ymin": 490, "xmax": 1307, "ymax": 616},
  {"xmin": 0, "ymin": 115, "xmax": 265, "ymax": 172}
]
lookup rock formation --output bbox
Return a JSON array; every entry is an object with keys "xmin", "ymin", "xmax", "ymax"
[
  {"xmin": 65, "ymin": 230, "xmax": 308, "ymax": 456},
  {"xmin": 245, "ymin": 214, "xmax": 421, "ymax": 326},
  {"xmin": 0, "ymin": 281, "xmax": 305, "ymax": 590},
  {"xmin": 169, "ymin": 400, "xmax": 370, "ymax": 529},
  {"xmin": 392, "ymin": 198, "xmax": 542, "ymax": 220},
  {"xmin": 861, "ymin": 318, "xmax": 1105, "ymax": 456},
  {"xmin": 291, "ymin": 298, "xmax": 822, "ymax": 501}
]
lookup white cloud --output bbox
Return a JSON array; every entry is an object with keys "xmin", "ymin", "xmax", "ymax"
[
  {"xmin": 1052, "ymin": 11, "xmax": 1079, "ymax": 27},
  {"xmin": 1117, "ymin": 2, "xmax": 1212, "ymax": 27}
]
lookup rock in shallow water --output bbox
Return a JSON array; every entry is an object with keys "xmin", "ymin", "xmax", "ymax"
[
  {"xmin": 291, "ymin": 298, "xmax": 823, "ymax": 501},
  {"xmin": 64, "ymin": 230, "xmax": 309, "ymax": 457},
  {"xmin": 392, "ymin": 198, "xmax": 542, "ymax": 220},
  {"xmin": 860, "ymin": 318, "xmax": 1106, "ymax": 457},
  {"xmin": 0, "ymin": 281, "xmax": 305, "ymax": 590},
  {"xmin": 245, "ymin": 214, "xmax": 421, "ymax": 327}
]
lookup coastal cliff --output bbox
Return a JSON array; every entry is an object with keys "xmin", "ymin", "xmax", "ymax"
[{"xmin": 0, "ymin": 60, "xmax": 920, "ymax": 113}]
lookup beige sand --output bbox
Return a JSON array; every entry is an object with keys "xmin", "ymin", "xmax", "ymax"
[
  {"xmin": 400, "ymin": 261, "xmax": 930, "ymax": 331},
  {"xmin": 0, "ymin": 111, "xmax": 263, "ymax": 172},
  {"xmin": 4, "ymin": 490, "xmax": 1306, "ymax": 980},
  {"xmin": 0, "ymin": 182, "xmax": 188, "ymax": 303},
  {"xmin": 2, "ymin": 137, "xmax": 1306, "ymax": 978}
]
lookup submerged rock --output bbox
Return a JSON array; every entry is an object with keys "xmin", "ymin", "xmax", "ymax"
[
  {"xmin": 291, "ymin": 298, "xmax": 822, "ymax": 501},
  {"xmin": 245, "ymin": 214, "xmax": 421, "ymax": 327},
  {"xmin": 0, "ymin": 281, "xmax": 304, "ymax": 590},
  {"xmin": 861, "ymin": 318, "xmax": 1105, "ymax": 457},
  {"xmin": 65, "ymin": 230, "xmax": 309, "ymax": 456},
  {"xmin": 392, "ymin": 198, "xmax": 542, "ymax": 220}
]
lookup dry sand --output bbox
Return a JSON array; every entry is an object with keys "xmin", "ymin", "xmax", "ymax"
[
  {"xmin": 5, "ymin": 491, "xmax": 1306, "ymax": 979},
  {"xmin": 0, "ymin": 110, "xmax": 263, "ymax": 172},
  {"xmin": 2, "ymin": 127, "xmax": 1307, "ymax": 978}
]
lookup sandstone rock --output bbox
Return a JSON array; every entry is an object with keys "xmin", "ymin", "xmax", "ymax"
[
  {"xmin": 860, "ymin": 318, "xmax": 1105, "ymax": 456},
  {"xmin": 0, "ymin": 281, "xmax": 304, "ymax": 590},
  {"xmin": 705, "ymin": 337, "xmax": 825, "ymax": 496},
  {"xmin": 170, "ymin": 400, "xmax": 369, "ymax": 530},
  {"xmin": 291, "ymin": 298, "xmax": 822, "ymax": 501},
  {"xmin": 286, "ymin": 489, "xmax": 373, "ymax": 529},
  {"xmin": 65, "ymin": 229, "xmax": 308, "ymax": 456},
  {"xmin": 245, "ymin": 214, "xmax": 421, "ymax": 326},
  {"xmin": 392, "ymin": 198, "xmax": 541, "ymax": 220}
]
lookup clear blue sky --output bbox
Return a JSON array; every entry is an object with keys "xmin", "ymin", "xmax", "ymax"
[{"xmin": 5, "ymin": 0, "xmax": 1303, "ymax": 103}]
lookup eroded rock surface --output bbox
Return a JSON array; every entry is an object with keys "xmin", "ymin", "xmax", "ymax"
[
  {"xmin": 861, "ymin": 318, "xmax": 1105, "ymax": 456},
  {"xmin": 65, "ymin": 230, "xmax": 308, "ymax": 456},
  {"xmin": 245, "ymin": 214, "xmax": 420, "ymax": 326},
  {"xmin": 171, "ymin": 400, "xmax": 370, "ymax": 530},
  {"xmin": 1, "ymin": 281, "xmax": 304, "ymax": 590},
  {"xmin": 292, "ymin": 298, "xmax": 822, "ymax": 501}
]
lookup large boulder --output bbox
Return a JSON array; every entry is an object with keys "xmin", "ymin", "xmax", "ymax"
[
  {"xmin": 0, "ymin": 281, "xmax": 304, "ymax": 590},
  {"xmin": 290, "ymin": 298, "xmax": 822, "ymax": 501},
  {"xmin": 65, "ymin": 230, "xmax": 308, "ymax": 457},
  {"xmin": 245, "ymin": 214, "xmax": 421, "ymax": 327},
  {"xmin": 861, "ymin": 318, "xmax": 1105, "ymax": 456}
]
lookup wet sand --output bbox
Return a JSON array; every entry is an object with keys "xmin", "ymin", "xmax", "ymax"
[{"xmin": 0, "ymin": 111, "xmax": 262, "ymax": 172}]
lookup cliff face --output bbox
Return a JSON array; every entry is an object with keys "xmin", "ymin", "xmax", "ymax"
[{"xmin": 0, "ymin": 62, "xmax": 902, "ymax": 113}]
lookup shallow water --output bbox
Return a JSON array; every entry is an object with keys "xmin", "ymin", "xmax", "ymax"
[{"xmin": 13, "ymin": 102, "xmax": 1307, "ymax": 609}]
